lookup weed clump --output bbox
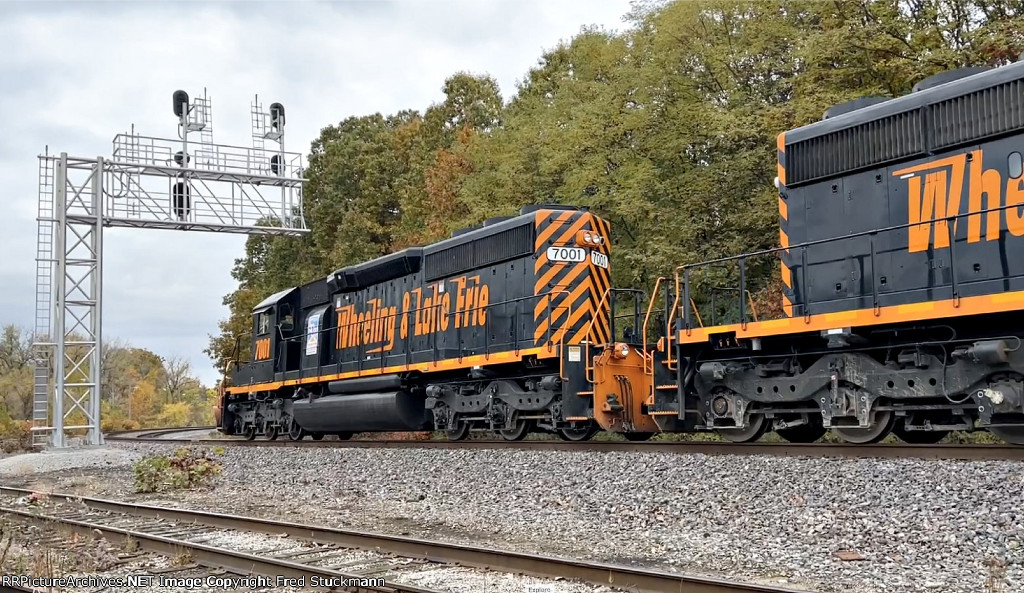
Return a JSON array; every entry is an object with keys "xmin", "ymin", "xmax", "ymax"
[{"xmin": 133, "ymin": 447, "xmax": 222, "ymax": 493}]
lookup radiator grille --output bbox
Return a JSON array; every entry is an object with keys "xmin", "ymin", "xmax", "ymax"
[
  {"xmin": 425, "ymin": 224, "xmax": 533, "ymax": 281},
  {"xmin": 786, "ymin": 77, "xmax": 1024, "ymax": 186},
  {"xmin": 931, "ymin": 78, "xmax": 1024, "ymax": 150},
  {"xmin": 788, "ymin": 110, "xmax": 922, "ymax": 185}
]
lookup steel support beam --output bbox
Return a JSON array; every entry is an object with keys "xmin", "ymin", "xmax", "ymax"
[{"xmin": 32, "ymin": 92, "xmax": 308, "ymax": 448}]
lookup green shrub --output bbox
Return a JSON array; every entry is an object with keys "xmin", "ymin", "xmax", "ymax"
[{"xmin": 133, "ymin": 447, "xmax": 222, "ymax": 493}]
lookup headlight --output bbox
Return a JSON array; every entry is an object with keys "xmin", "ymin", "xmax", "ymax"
[{"xmin": 584, "ymin": 231, "xmax": 592, "ymax": 244}]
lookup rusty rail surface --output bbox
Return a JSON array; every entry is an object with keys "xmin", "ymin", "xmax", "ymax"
[
  {"xmin": 0, "ymin": 487, "xmax": 813, "ymax": 593},
  {"xmin": 106, "ymin": 429, "xmax": 1024, "ymax": 461}
]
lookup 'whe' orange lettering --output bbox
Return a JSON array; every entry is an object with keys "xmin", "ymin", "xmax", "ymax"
[{"xmin": 967, "ymin": 150, "xmax": 1002, "ymax": 243}]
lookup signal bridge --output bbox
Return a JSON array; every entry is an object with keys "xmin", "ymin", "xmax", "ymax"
[{"xmin": 33, "ymin": 90, "xmax": 309, "ymax": 448}]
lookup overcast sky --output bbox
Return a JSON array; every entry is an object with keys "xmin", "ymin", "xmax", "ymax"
[{"xmin": 0, "ymin": 0, "xmax": 633, "ymax": 386}]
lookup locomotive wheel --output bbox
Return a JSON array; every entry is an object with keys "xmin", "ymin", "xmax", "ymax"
[
  {"xmin": 310, "ymin": 433, "xmax": 325, "ymax": 441},
  {"xmin": 244, "ymin": 425, "xmax": 257, "ymax": 441},
  {"xmin": 833, "ymin": 409, "xmax": 895, "ymax": 444},
  {"xmin": 623, "ymin": 432, "xmax": 655, "ymax": 442},
  {"xmin": 335, "ymin": 432, "xmax": 354, "ymax": 441},
  {"xmin": 987, "ymin": 426, "xmax": 1024, "ymax": 445},
  {"xmin": 717, "ymin": 414, "xmax": 768, "ymax": 443},
  {"xmin": 499, "ymin": 420, "xmax": 530, "ymax": 441},
  {"xmin": 558, "ymin": 422, "xmax": 598, "ymax": 442},
  {"xmin": 287, "ymin": 420, "xmax": 306, "ymax": 441},
  {"xmin": 265, "ymin": 425, "xmax": 279, "ymax": 441},
  {"xmin": 445, "ymin": 421, "xmax": 470, "ymax": 441},
  {"xmin": 776, "ymin": 414, "xmax": 827, "ymax": 443}
]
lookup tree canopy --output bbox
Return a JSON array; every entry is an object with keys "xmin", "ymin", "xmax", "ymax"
[{"xmin": 207, "ymin": 0, "xmax": 1024, "ymax": 374}]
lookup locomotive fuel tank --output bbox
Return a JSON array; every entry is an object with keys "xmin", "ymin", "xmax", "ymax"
[{"xmin": 290, "ymin": 391, "xmax": 430, "ymax": 433}]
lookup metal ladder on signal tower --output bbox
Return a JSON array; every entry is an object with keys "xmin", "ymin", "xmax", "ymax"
[{"xmin": 32, "ymin": 153, "xmax": 57, "ymax": 447}]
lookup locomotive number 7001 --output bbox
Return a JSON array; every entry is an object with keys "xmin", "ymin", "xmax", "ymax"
[{"xmin": 546, "ymin": 246, "xmax": 586, "ymax": 262}]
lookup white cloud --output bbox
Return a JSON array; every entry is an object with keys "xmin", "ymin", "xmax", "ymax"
[{"xmin": 0, "ymin": 0, "xmax": 631, "ymax": 386}]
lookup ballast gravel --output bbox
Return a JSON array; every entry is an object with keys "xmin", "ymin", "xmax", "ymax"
[
  {"xmin": 11, "ymin": 442, "xmax": 1024, "ymax": 593},
  {"xmin": 0, "ymin": 446, "xmax": 139, "ymax": 477}
]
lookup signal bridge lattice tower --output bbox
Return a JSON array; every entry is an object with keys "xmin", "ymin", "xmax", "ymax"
[{"xmin": 33, "ymin": 90, "xmax": 309, "ymax": 448}]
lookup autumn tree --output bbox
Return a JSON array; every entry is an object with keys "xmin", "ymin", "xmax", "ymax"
[{"xmin": 208, "ymin": 0, "xmax": 1024, "ymax": 368}]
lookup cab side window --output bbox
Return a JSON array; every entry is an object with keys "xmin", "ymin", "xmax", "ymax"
[
  {"xmin": 279, "ymin": 304, "xmax": 295, "ymax": 332},
  {"xmin": 256, "ymin": 311, "xmax": 270, "ymax": 335}
]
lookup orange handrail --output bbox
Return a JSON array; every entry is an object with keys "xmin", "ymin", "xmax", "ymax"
[
  {"xmin": 689, "ymin": 298, "xmax": 704, "ymax": 327},
  {"xmin": 746, "ymin": 290, "xmax": 759, "ymax": 322},
  {"xmin": 641, "ymin": 278, "xmax": 666, "ymax": 377}
]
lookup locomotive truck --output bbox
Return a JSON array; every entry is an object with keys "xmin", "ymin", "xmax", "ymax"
[{"xmin": 217, "ymin": 60, "xmax": 1024, "ymax": 445}]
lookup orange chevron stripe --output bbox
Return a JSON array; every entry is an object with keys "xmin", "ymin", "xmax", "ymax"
[
  {"xmin": 593, "ymin": 282, "xmax": 611, "ymax": 338},
  {"xmin": 534, "ymin": 213, "xmax": 592, "ymax": 274},
  {"xmin": 535, "ymin": 258, "xmax": 577, "ymax": 297},
  {"xmin": 777, "ymin": 132, "xmax": 787, "ymax": 186},
  {"xmin": 782, "ymin": 295, "xmax": 794, "ymax": 317},
  {"xmin": 589, "ymin": 214, "xmax": 610, "ymax": 255},
  {"xmin": 564, "ymin": 273, "xmax": 595, "ymax": 308},
  {"xmin": 557, "ymin": 290, "xmax": 596, "ymax": 344},
  {"xmin": 780, "ymin": 229, "xmax": 789, "ymax": 248},
  {"xmin": 555, "ymin": 215, "xmax": 591, "ymax": 246},
  {"xmin": 535, "ymin": 295, "xmax": 574, "ymax": 342},
  {"xmin": 569, "ymin": 284, "xmax": 602, "ymax": 345},
  {"xmin": 570, "ymin": 321, "xmax": 596, "ymax": 346},
  {"xmin": 535, "ymin": 210, "xmax": 575, "ymax": 249},
  {"xmin": 534, "ymin": 267, "xmax": 591, "ymax": 342},
  {"xmin": 534, "ymin": 249, "xmax": 550, "ymax": 275},
  {"xmin": 779, "ymin": 198, "xmax": 788, "ymax": 220},
  {"xmin": 535, "ymin": 262, "xmax": 589, "ymax": 318},
  {"xmin": 591, "ymin": 265, "xmax": 609, "ymax": 296},
  {"xmin": 781, "ymin": 263, "xmax": 792, "ymax": 288}
]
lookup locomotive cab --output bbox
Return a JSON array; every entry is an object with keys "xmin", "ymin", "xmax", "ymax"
[{"xmin": 232, "ymin": 288, "xmax": 299, "ymax": 387}]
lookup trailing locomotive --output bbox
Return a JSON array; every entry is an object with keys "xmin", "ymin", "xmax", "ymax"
[
  {"xmin": 654, "ymin": 60, "xmax": 1024, "ymax": 445},
  {"xmin": 218, "ymin": 59, "xmax": 1024, "ymax": 445},
  {"xmin": 218, "ymin": 205, "xmax": 615, "ymax": 441}
]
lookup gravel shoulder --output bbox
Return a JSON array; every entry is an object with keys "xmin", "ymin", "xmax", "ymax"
[{"xmin": 3, "ymin": 442, "xmax": 1022, "ymax": 593}]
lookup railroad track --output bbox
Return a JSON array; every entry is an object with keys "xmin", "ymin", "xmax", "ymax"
[
  {"xmin": 111, "ymin": 426, "xmax": 219, "ymax": 439},
  {"xmin": 0, "ymin": 486, "xmax": 810, "ymax": 593},
  {"xmin": 107, "ymin": 428, "xmax": 1024, "ymax": 461}
]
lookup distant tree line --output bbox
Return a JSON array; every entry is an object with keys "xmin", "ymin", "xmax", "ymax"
[
  {"xmin": 207, "ymin": 0, "xmax": 1024, "ymax": 374},
  {"xmin": 1, "ymin": 324, "xmax": 215, "ymax": 437}
]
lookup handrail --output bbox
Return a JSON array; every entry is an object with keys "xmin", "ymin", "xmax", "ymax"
[
  {"xmin": 674, "ymin": 200, "xmax": 1024, "ymax": 331},
  {"xmin": 249, "ymin": 289, "xmax": 575, "ymax": 382},
  {"xmin": 689, "ymin": 299, "xmax": 703, "ymax": 328},
  {"xmin": 582, "ymin": 288, "xmax": 645, "ymax": 384},
  {"xmin": 641, "ymin": 278, "xmax": 666, "ymax": 377},
  {"xmin": 225, "ymin": 331, "xmax": 254, "ymax": 374}
]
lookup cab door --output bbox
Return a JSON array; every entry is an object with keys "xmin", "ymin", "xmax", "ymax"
[{"xmin": 251, "ymin": 308, "xmax": 275, "ymax": 384}]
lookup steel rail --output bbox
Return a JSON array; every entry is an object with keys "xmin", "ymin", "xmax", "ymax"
[
  {"xmin": 0, "ymin": 500, "xmax": 438, "ymax": 593},
  {"xmin": 0, "ymin": 487, "xmax": 813, "ymax": 593},
  {"xmin": 107, "ymin": 426, "xmax": 216, "ymax": 439},
  {"xmin": 105, "ymin": 433, "xmax": 1024, "ymax": 461}
]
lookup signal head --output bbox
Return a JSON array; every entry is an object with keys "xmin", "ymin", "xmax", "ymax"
[{"xmin": 172, "ymin": 90, "xmax": 189, "ymax": 118}]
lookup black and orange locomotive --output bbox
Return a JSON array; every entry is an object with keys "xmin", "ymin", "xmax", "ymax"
[
  {"xmin": 220, "ymin": 206, "xmax": 620, "ymax": 442},
  {"xmin": 219, "ymin": 61, "xmax": 1024, "ymax": 445}
]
